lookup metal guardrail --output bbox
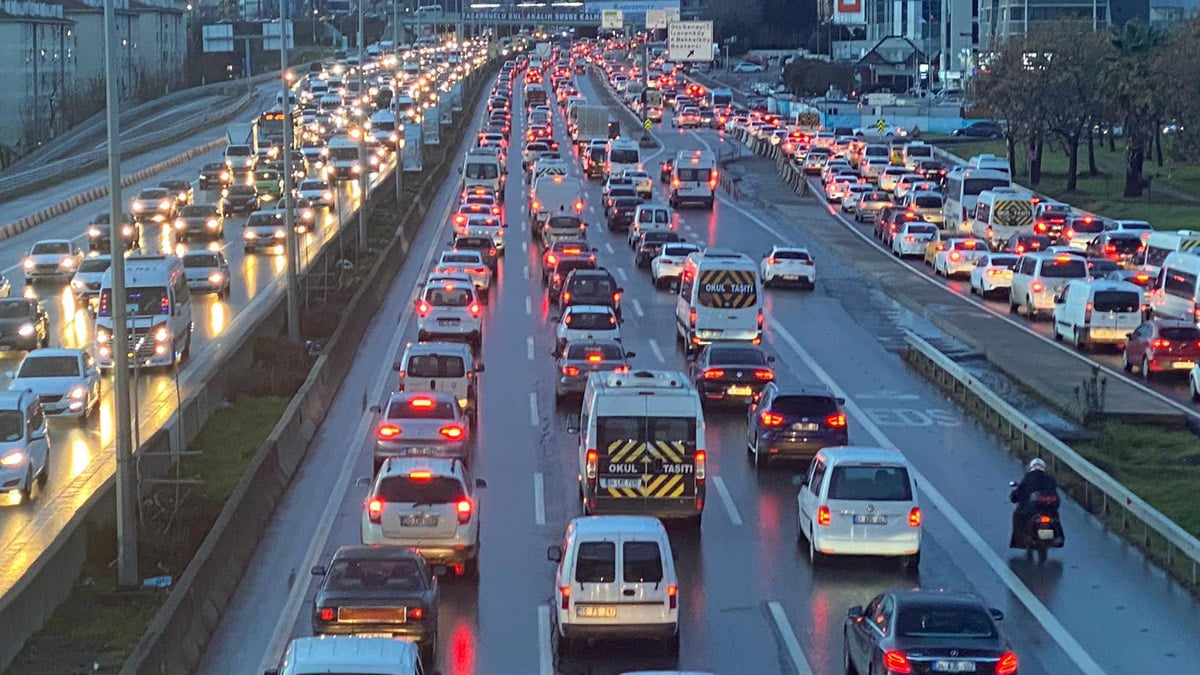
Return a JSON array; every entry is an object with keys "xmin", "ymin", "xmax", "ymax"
[{"xmin": 904, "ymin": 331, "xmax": 1200, "ymax": 587}]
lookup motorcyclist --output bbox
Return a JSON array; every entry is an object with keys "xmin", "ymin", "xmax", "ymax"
[{"xmin": 1009, "ymin": 457, "xmax": 1060, "ymax": 548}]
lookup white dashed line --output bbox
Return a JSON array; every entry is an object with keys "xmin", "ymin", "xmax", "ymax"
[
  {"xmin": 648, "ymin": 338, "xmax": 665, "ymax": 363},
  {"xmin": 533, "ymin": 472, "xmax": 547, "ymax": 526},
  {"xmin": 767, "ymin": 601, "xmax": 816, "ymax": 675},
  {"xmin": 604, "ymin": 242, "xmax": 615, "ymax": 254},
  {"xmin": 631, "ymin": 298, "xmax": 644, "ymax": 317},
  {"xmin": 523, "ymin": 264, "xmax": 530, "ymax": 280},
  {"xmin": 526, "ymin": 336, "xmax": 535, "ymax": 361},
  {"xmin": 538, "ymin": 605, "xmax": 553, "ymax": 675},
  {"xmin": 614, "ymin": 267, "xmax": 628, "ymax": 282},
  {"xmin": 522, "ymin": 241, "xmax": 528, "ymax": 253},
  {"xmin": 525, "ymin": 295, "xmax": 533, "ymax": 315},
  {"xmin": 528, "ymin": 392, "xmax": 539, "ymax": 427},
  {"xmin": 711, "ymin": 476, "xmax": 743, "ymax": 526}
]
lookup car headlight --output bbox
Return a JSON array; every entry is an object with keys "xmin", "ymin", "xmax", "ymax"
[
  {"xmin": 206, "ymin": 219, "xmax": 219, "ymax": 230},
  {"xmin": 208, "ymin": 272, "xmax": 224, "ymax": 284},
  {"xmin": 88, "ymin": 226, "xmax": 102, "ymax": 237},
  {"xmin": 323, "ymin": 191, "xmax": 333, "ymax": 201},
  {"xmin": 96, "ymin": 327, "xmax": 111, "ymax": 344},
  {"xmin": 131, "ymin": 202, "xmax": 144, "ymax": 212},
  {"xmin": 174, "ymin": 219, "xmax": 186, "ymax": 230},
  {"xmin": 71, "ymin": 279, "xmax": 84, "ymax": 290},
  {"xmin": 178, "ymin": 192, "xmax": 188, "ymax": 202},
  {"xmin": 0, "ymin": 451, "xmax": 26, "ymax": 467},
  {"xmin": 60, "ymin": 256, "xmax": 75, "ymax": 268},
  {"xmin": 17, "ymin": 323, "xmax": 35, "ymax": 337},
  {"xmin": 22, "ymin": 258, "xmax": 34, "ymax": 270},
  {"xmin": 122, "ymin": 225, "xmax": 134, "ymax": 236},
  {"xmin": 274, "ymin": 229, "xmax": 286, "ymax": 239},
  {"xmin": 69, "ymin": 385, "xmax": 87, "ymax": 399},
  {"xmin": 243, "ymin": 229, "xmax": 256, "ymax": 240},
  {"xmin": 154, "ymin": 325, "xmax": 170, "ymax": 342}
]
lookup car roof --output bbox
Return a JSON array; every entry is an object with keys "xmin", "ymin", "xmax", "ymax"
[
  {"xmin": 20, "ymin": 348, "xmax": 82, "ymax": 360},
  {"xmin": 570, "ymin": 515, "xmax": 666, "ymax": 537},
  {"xmin": 816, "ymin": 445, "xmax": 909, "ymax": 466},
  {"xmin": 378, "ymin": 455, "xmax": 462, "ymax": 478}
]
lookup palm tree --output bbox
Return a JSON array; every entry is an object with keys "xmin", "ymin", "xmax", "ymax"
[{"xmin": 1100, "ymin": 21, "xmax": 1164, "ymax": 198}]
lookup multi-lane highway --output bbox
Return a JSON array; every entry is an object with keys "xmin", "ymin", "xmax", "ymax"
[
  {"xmin": 0, "ymin": 80, "xmax": 392, "ymax": 596},
  {"xmin": 195, "ymin": 62, "xmax": 1200, "ymax": 675}
]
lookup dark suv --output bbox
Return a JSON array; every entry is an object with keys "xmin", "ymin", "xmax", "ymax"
[
  {"xmin": 559, "ymin": 268, "xmax": 623, "ymax": 319},
  {"xmin": 606, "ymin": 195, "xmax": 641, "ymax": 232},
  {"xmin": 746, "ymin": 383, "xmax": 849, "ymax": 469},
  {"xmin": 547, "ymin": 258, "xmax": 597, "ymax": 303}
]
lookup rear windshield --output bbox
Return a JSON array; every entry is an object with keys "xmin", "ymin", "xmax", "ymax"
[
  {"xmin": 324, "ymin": 556, "xmax": 422, "ymax": 593},
  {"xmin": 377, "ymin": 475, "xmax": 464, "ymax": 503},
  {"xmin": 677, "ymin": 168, "xmax": 712, "ymax": 182},
  {"xmin": 907, "ymin": 224, "xmax": 938, "ymax": 234},
  {"xmin": 566, "ymin": 343, "xmax": 623, "ymax": 359},
  {"xmin": 385, "ymin": 398, "xmax": 456, "ymax": 419},
  {"xmin": 424, "ymin": 285, "xmax": 473, "ymax": 306},
  {"xmin": 913, "ymin": 196, "xmax": 942, "ymax": 208},
  {"xmin": 565, "ymin": 311, "xmax": 616, "ymax": 330},
  {"xmin": 1162, "ymin": 326, "xmax": 1200, "ymax": 340},
  {"xmin": 568, "ymin": 276, "xmax": 615, "ymax": 295},
  {"xmin": 406, "ymin": 354, "xmax": 466, "ymax": 378},
  {"xmin": 773, "ymin": 250, "xmax": 811, "ymax": 261},
  {"xmin": 575, "ymin": 541, "xmax": 616, "ymax": 583},
  {"xmin": 1072, "ymin": 219, "xmax": 1105, "ymax": 233},
  {"xmin": 772, "ymin": 395, "xmax": 837, "ymax": 417},
  {"xmin": 828, "ymin": 465, "xmax": 913, "ymax": 501},
  {"xmin": 622, "ymin": 541, "xmax": 664, "ymax": 583},
  {"xmin": 707, "ymin": 347, "xmax": 767, "ymax": 365},
  {"xmin": 638, "ymin": 209, "xmax": 670, "ymax": 224},
  {"xmin": 1092, "ymin": 291, "xmax": 1141, "ymax": 313},
  {"xmin": 465, "ymin": 162, "xmax": 499, "ymax": 180},
  {"xmin": 1041, "ymin": 258, "xmax": 1088, "ymax": 278},
  {"xmin": 181, "ymin": 205, "xmax": 216, "ymax": 217},
  {"xmin": 1106, "ymin": 237, "xmax": 1143, "ymax": 253},
  {"xmin": 897, "ymin": 606, "xmax": 998, "ymax": 639},
  {"xmin": 988, "ymin": 256, "xmax": 1018, "ymax": 267},
  {"xmin": 609, "ymin": 149, "xmax": 639, "ymax": 164}
]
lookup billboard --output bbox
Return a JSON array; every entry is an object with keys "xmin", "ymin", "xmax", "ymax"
[
  {"xmin": 586, "ymin": 0, "xmax": 680, "ymax": 19},
  {"xmin": 833, "ymin": 0, "xmax": 866, "ymax": 24}
]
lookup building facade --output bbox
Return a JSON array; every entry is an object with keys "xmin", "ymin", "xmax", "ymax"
[
  {"xmin": 133, "ymin": 0, "xmax": 186, "ymax": 92},
  {"xmin": 0, "ymin": 0, "xmax": 77, "ymax": 148},
  {"xmin": 978, "ymin": 1, "xmax": 1149, "ymax": 48},
  {"xmin": 61, "ymin": 0, "xmax": 139, "ymax": 100}
]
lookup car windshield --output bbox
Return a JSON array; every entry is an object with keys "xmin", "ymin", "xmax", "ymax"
[
  {"xmin": 139, "ymin": 189, "xmax": 169, "ymax": 199},
  {"xmin": 0, "ymin": 300, "xmax": 32, "ymax": 319},
  {"xmin": 32, "ymin": 242, "xmax": 70, "ymax": 255},
  {"xmin": 638, "ymin": 210, "xmax": 669, "ymax": 224},
  {"xmin": 566, "ymin": 343, "xmax": 624, "ymax": 360},
  {"xmin": 896, "ymin": 605, "xmax": 998, "ymax": 639},
  {"xmin": 377, "ymin": 474, "xmax": 464, "ymax": 504},
  {"xmin": 708, "ymin": 347, "xmax": 767, "ymax": 365},
  {"xmin": 562, "ymin": 303, "xmax": 617, "ymax": 329},
  {"xmin": 385, "ymin": 396, "xmax": 456, "ymax": 419},
  {"xmin": 78, "ymin": 258, "xmax": 111, "ymax": 273},
  {"xmin": 181, "ymin": 205, "xmax": 215, "ymax": 217},
  {"xmin": 424, "ymin": 285, "xmax": 473, "ymax": 306},
  {"xmin": 300, "ymin": 181, "xmax": 326, "ymax": 191},
  {"xmin": 184, "ymin": 254, "xmax": 220, "ymax": 268},
  {"xmin": 0, "ymin": 410, "xmax": 21, "ymax": 442},
  {"xmin": 229, "ymin": 186, "xmax": 255, "ymax": 196},
  {"xmin": 773, "ymin": 250, "xmax": 811, "ymax": 261},
  {"xmin": 17, "ymin": 355, "xmax": 79, "ymax": 378},
  {"xmin": 1042, "ymin": 258, "xmax": 1088, "ymax": 278},
  {"xmin": 828, "ymin": 465, "xmax": 913, "ymax": 501},
  {"xmin": 325, "ymin": 555, "xmax": 424, "ymax": 592},
  {"xmin": 226, "ymin": 146, "xmax": 251, "ymax": 156}
]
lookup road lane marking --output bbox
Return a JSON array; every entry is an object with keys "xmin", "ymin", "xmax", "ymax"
[
  {"xmin": 525, "ymin": 295, "xmax": 533, "ymax": 315},
  {"xmin": 766, "ymin": 317, "xmax": 1108, "ymax": 675},
  {"xmin": 767, "ymin": 601, "xmax": 816, "ymax": 675},
  {"xmin": 648, "ymin": 338, "xmax": 665, "ymax": 363},
  {"xmin": 533, "ymin": 472, "xmax": 546, "ymax": 526},
  {"xmin": 631, "ymin": 298, "xmax": 644, "ymax": 317},
  {"xmin": 604, "ymin": 242, "xmax": 615, "ymax": 254},
  {"xmin": 523, "ymin": 264, "xmax": 530, "ymax": 280},
  {"xmin": 538, "ymin": 604, "xmax": 553, "ymax": 675},
  {"xmin": 522, "ymin": 241, "xmax": 528, "ymax": 253},
  {"xmin": 529, "ymin": 391, "xmax": 539, "ymax": 427},
  {"xmin": 614, "ymin": 266, "xmax": 628, "ymax": 282},
  {"xmin": 711, "ymin": 476, "xmax": 743, "ymax": 526},
  {"xmin": 526, "ymin": 336, "xmax": 535, "ymax": 361}
]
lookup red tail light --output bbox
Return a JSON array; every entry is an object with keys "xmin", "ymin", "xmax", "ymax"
[
  {"xmin": 574, "ymin": 200, "xmax": 584, "ymax": 212},
  {"xmin": 694, "ymin": 450, "xmax": 706, "ymax": 480},
  {"xmin": 817, "ymin": 505, "xmax": 832, "ymax": 527},
  {"xmin": 416, "ymin": 299, "xmax": 431, "ymax": 316},
  {"xmin": 546, "ymin": 253, "xmax": 558, "ymax": 266},
  {"xmin": 909, "ymin": 506, "xmax": 922, "ymax": 527},
  {"xmin": 688, "ymin": 308, "xmax": 696, "ymax": 327},
  {"xmin": 319, "ymin": 607, "xmax": 336, "ymax": 621},
  {"xmin": 1038, "ymin": 514, "xmax": 1053, "ymax": 525},
  {"xmin": 1030, "ymin": 280, "xmax": 1045, "ymax": 294},
  {"xmin": 585, "ymin": 449, "xmax": 598, "ymax": 480},
  {"xmin": 760, "ymin": 410, "xmax": 785, "ymax": 427},
  {"xmin": 883, "ymin": 650, "xmax": 912, "ymax": 674},
  {"xmin": 752, "ymin": 369, "xmax": 775, "ymax": 381},
  {"xmin": 949, "ymin": 251, "xmax": 961, "ymax": 262},
  {"xmin": 439, "ymin": 424, "xmax": 465, "ymax": 440},
  {"xmin": 1064, "ymin": 228, "xmax": 1074, "ymax": 240},
  {"xmin": 456, "ymin": 498, "xmax": 472, "ymax": 524},
  {"xmin": 612, "ymin": 292, "xmax": 622, "ymax": 303},
  {"xmin": 757, "ymin": 309, "xmax": 764, "ymax": 330},
  {"xmin": 667, "ymin": 583, "xmax": 678, "ymax": 609},
  {"xmin": 468, "ymin": 302, "xmax": 482, "ymax": 317},
  {"xmin": 996, "ymin": 652, "xmax": 1019, "ymax": 675},
  {"xmin": 564, "ymin": 365, "xmax": 580, "ymax": 376},
  {"xmin": 560, "ymin": 584, "xmax": 571, "ymax": 610},
  {"xmin": 489, "ymin": 247, "xmax": 497, "ymax": 256},
  {"xmin": 825, "ymin": 412, "xmax": 847, "ymax": 428},
  {"xmin": 562, "ymin": 291, "xmax": 572, "ymax": 303},
  {"xmin": 672, "ymin": 177, "xmax": 680, "ymax": 188},
  {"xmin": 367, "ymin": 497, "xmax": 384, "ymax": 524},
  {"xmin": 409, "ymin": 607, "xmax": 425, "ymax": 621},
  {"xmin": 376, "ymin": 424, "xmax": 401, "ymax": 440},
  {"xmin": 702, "ymin": 368, "xmax": 725, "ymax": 379}
]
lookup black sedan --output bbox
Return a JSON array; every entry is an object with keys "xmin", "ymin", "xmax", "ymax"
[
  {"xmin": 634, "ymin": 230, "xmax": 684, "ymax": 269},
  {"xmin": 220, "ymin": 185, "xmax": 260, "ymax": 216},
  {"xmin": 311, "ymin": 545, "xmax": 440, "ymax": 664},
  {"xmin": 689, "ymin": 343, "xmax": 775, "ymax": 407},
  {"xmin": 86, "ymin": 212, "xmax": 140, "ymax": 253},
  {"xmin": 746, "ymin": 383, "xmax": 848, "ymax": 468},
  {"xmin": 198, "ymin": 162, "xmax": 230, "ymax": 190},
  {"xmin": 606, "ymin": 195, "xmax": 641, "ymax": 232},
  {"xmin": 844, "ymin": 589, "xmax": 1019, "ymax": 675},
  {"xmin": 559, "ymin": 268, "xmax": 622, "ymax": 319},
  {"xmin": 172, "ymin": 204, "xmax": 224, "ymax": 243},
  {"xmin": 158, "ymin": 179, "xmax": 194, "ymax": 208},
  {"xmin": 0, "ymin": 298, "xmax": 49, "ymax": 351},
  {"xmin": 952, "ymin": 120, "xmax": 1003, "ymax": 138}
]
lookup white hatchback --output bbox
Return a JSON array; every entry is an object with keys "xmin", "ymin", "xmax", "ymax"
[
  {"xmin": 798, "ymin": 446, "xmax": 921, "ymax": 571},
  {"xmin": 415, "ymin": 274, "xmax": 483, "ymax": 350},
  {"xmin": 553, "ymin": 304, "xmax": 620, "ymax": 352},
  {"xmin": 760, "ymin": 246, "xmax": 816, "ymax": 289},
  {"xmin": 651, "ymin": 242, "xmax": 702, "ymax": 289}
]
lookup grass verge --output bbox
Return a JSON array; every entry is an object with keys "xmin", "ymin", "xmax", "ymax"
[
  {"xmin": 6, "ymin": 395, "xmax": 289, "ymax": 675},
  {"xmin": 939, "ymin": 139, "xmax": 1200, "ymax": 230}
]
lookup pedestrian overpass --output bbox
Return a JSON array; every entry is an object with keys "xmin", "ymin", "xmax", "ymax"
[{"xmin": 397, "ymin": 9, "xmax": 604, "ymax": 31}]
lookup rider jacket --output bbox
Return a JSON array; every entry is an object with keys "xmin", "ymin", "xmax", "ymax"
[{"xmin": 1010, "ymin": 470, "xmax": 1060, "ymax": 513}]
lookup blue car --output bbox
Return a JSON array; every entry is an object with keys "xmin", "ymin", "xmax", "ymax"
[{"xmin": 747, "ymin": 383, "xmax": 848, "ymax": 469}]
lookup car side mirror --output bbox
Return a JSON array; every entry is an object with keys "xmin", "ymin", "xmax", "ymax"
[
  {"xmin": 550, "ymin": 314, "xmax": 560, "ymax": 321},
  {"xmin": 265, "ymin": 670, "xmax": 281, "ymax": 675},
  {"xmin": 30, "ymin": 429, "xmax": 45, "ymax": 441},
  {"xmin": 836, "ymin": 397, "xmax": 846, "ymax": 405},
  {"xmin": 549, "ymin": 348, "xmax": 558, "ymax": 357},
  {"xmin": 392, "ymin": 361, "xmax": 402, "ymax": 371},
  {"xmin": 1008, "ymin": 480, "xmax": 1018, "ymax": 487},
  {"xmin": 547, "ymin": 545, "xmax": 562, "ymax": 562},
  {"xmin": 685, "ymin": 352, "xmax": 697, "ymax": 362},
  {"xmin": 3, "ymin": 371, "xmax": 11, "ymax": 379},
  {"xmin": 566, "ymin": 418, "xmax": 581, "ymax": 433},
  {"xmin": 369, "ymin": 404, "xmax": 382, "ymax": 414},
  {"xmin": 766, "ymin": 356, "xmax": 776, "ymax": 363},
  {"xmin": 457, "ymin": 166, "xmax": 463, "ymax": 174},
  {"xmin": 617, "ymin": 287, "xmax": 625, "ymax": 294},
  {"xmin": 989, "ymin": 608, "xmax": 1004, "ymax": 621},
  {"xmin": 475, "ymin": 478, "xmax": 488, "ymax": 488},
  {"xmin": 625, "ymin": 352, "xmax": 637, "ymax": 358},
  {"xmin": 847, "ymin": 605, "xmax": 864, "ymax": 619},
  {"xmin": 433, "ymin": 565, "xmax": 448, "ymax": 576},
  {"xmin": 1126, "ymin": 333, "xmax": 1133, "ymax": 339},
  {"xmin": 1053, "ymin": 294, "xmax": 1064, "ymax": 304},
  {"xmin": 475, "ymin": 364, "xmax": 486, "ymax": 373},
  {"xmin": 311, "ymin": 565, "xmax": 327, "ymax": 576}
]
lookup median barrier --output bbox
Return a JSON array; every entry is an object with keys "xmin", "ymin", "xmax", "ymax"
[
  {"xmin": 118, "ymin": 64, "xmax": 492, "ymax": 675},
  {"xmin": 586, "ymin": 68, "xmax": 659, "ymax": 149},
  {"xmin": 903, "ymin": 331, "xmax": 1200, "ymax": 588}
]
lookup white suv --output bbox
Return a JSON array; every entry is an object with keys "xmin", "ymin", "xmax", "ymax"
[
  {"xmin": 416, "ymin": 273, "xmax": 483, "ymax": 350},
  {"xmin": 1008, "ymin": 252, "xmax": 1089, "ymax": 319},
  {"xmin": 361, "ymin": 457, "xmax": 486, "ymax": 577}
]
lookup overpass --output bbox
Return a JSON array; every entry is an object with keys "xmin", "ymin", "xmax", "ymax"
[{"xmin": 397, "ymin": 9, "xmax": 606, "ymax": 30}]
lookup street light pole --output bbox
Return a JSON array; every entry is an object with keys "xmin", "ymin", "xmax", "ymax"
[
  {"xmin": 357, "ymin": 0, "xmax": 368, "ymax": 250},
  {"xmin": 103, "ymin": 0, "xmax": 137, "ymax": 588},
  {"xmin": 281, "ymin": 0, "xmax": 300, "ymax": 342}
]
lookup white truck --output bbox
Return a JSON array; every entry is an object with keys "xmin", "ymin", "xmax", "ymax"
[
  {"xmin": 529, "ymin": 173, "xmax": 584, "ymax": 231},
  {"xmin": 224, "ymin": 122, "xmax": 259, "ymax": 171},
  {"xmin": 326, "ymin": 135, "xmax": 364, "ymax": 181},
  {"xmin": 572, "ymin": 105, "xmax": 610, "ymax": 147}
]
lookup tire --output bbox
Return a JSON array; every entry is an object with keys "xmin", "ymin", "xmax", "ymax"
[
  {"xmin": 19, "ymin": 467, "xmax": 33, "ymax": 503},
  {"xmin": 1025, "ymin": 297, "xmax": 1036, "ymax": 320},
  {"xmin": 37, "ymin": 453, "xmax": 48, "ymax": 487},
  {"xmin": 1075, "ymin": 329, "xmax": 1088, "ymax": 351},
  {"xmin": 1190, "ymin": 376, "xmax": 1199, "ymax": 402},
  {"xmin": 808, "ymin": 528, "xmax": 825, "ymax": 567},
  {"xmin": 901, "ymin": 550, "xmax": 921, "ymax": 574},
  {"xmin": 1009, "ymin": 294, "xmax": 1018, "ymax": 314},
  {"xmin": 664, "ymin": 631, "xmax": 681, "ymax": 656},
  {"xmin": 1142, "ymin": 356, "xmax": 1152, "ymax": 380},
  {"xmin": 1123, "ymin": 351, "xmax": 1134, "ymax": 372},
  {"xmin": 1054, "ymin": 327, "xmax": 1063, "ymax": 342}
]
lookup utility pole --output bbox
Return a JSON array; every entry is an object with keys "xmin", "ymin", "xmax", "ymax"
[
  {"xmin": 103, "ymin": 0, "xmax": 137, "ymax": 588},
  {"xmin": 357, "ymin": 0, "xmax": 368, "ymax": 250},
  {"xmin": 281, "ymin": 0, "xmax": 300, "ymax": 342}
]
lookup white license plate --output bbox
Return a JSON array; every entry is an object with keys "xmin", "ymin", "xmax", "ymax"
[
  {"xmin": 792, "ymin": 422, "xmax": 819, "ymax": 432},
  {"xmin": 728, "ymin": 385, "xmax": 753, "ymax": 396},
  {"xmin": 437, "ymin": 318, "xmax": 459, "ymax": 326},
  {"xmin": 401, "ymin": 514, "xmax": 438, "ymax": 527},
  {"xmin": 1037, "ymin": 528, "xmax": 1056, "ymax": 540},
  {"xmin": 933, "ymin": 661, "xmax": 976, "ymax": 673},
  {"xmin": 1172, "ymin": 361, "xmax": 1195, "ymax": 369},
  {"xmin": 357, "ymin": 632, "xmax": 394, "ymax": 638},
  {"xmin": 405, "ymin": 447, "xmax": 438, "ymax": 456},
  {"xmin": 853, "ymin": 514, "xmax": 888, "ymax": 525},
  {"xmin": 781, "ymin": 275, "xmax": 798, "ymax": 281},
  {"xmin": 576, "ymin": 605, "xmax": 617, "ymax": 618},
  {"xmin": 601, "ymin": 478, "xmax": 642, "ymax": 489}
]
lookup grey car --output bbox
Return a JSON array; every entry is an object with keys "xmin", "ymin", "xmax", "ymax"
[
  {"xmin": 552, "ymin": 338, "xmax": 634, "ymax": 403},
  {"xmin": 172, "ymin": 204, "xmax": 224, "ymax": 243},
  {"xmin": 369, "ymin": 391, "xmax": 470, "ymax": 472},
  {"xmin": 855, "ymin": 191, "xmax": 895, "ymax": 223}
]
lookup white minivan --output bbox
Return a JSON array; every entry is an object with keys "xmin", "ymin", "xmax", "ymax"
[
  {"xmin": 797, "ymin": 446, "xmax": 922, "ymax": 571},
  {"xmin": 669, "ymin": 150, "xmax": 717, "ymax": 210},
  {"xmin": 605, "ymin": 139, "xmax": 641, "ymax": 179},
  {"xmin": 547, "ymin": 516, "xmax": 680, "ymax": 655},
  {"xmin": 95, "ymin": 255, "xmax": 193, "ymax": 368},
  {"xmin": 1149, "ymin": 251, "xmax": 1200, "ymax": 325},
  {"xmin": 675, "ymin": 249, "xmax": 762, "ymax": 354},
  {"xmin": 1052, "ymin": 279, "xmax": 1145, "ymax": 348}
]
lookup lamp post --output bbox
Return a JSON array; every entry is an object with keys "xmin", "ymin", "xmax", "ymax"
[
  {"xmin": 357, "ymin": 0, "xmax": 368, "ymax": 251},
  {"xmin": 312, "ymin": 8, "xmax": 318, "ymax": 45},
  {"xmin": 280, "ymin": 2, "xmax": 300, "ymax": 343}
]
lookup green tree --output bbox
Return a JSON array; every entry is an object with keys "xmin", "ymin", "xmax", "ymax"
[
  {"xmin": 970, "ymin": 38, "xmax": 1040, "ymax": 180},
  {"xmin": 1101, "ymin": 21, "xmax": 1165, "ymax": 198},
  {"xmin": 1152, "ymin": 15, "xmax": 1200, "ymax": 161},
  {"xmin": 782, "ymin": 58, "xmax": 855, "ymax": 96},
  {"xmin": 1030, "ymin": 29, "xmax": 1108, "ymax": 192}
]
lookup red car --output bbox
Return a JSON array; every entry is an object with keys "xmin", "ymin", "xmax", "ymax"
[{"xmin": 1123, "ymin": 319, "xmax": 1200, "ymax": 379}]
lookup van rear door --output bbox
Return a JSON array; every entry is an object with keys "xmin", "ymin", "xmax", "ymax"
[
  {"xmin": 569, "ymin": 538, "xmax": 621, "ymax": 622},
  {"xmin": 595, "ymin": 412, "xmax": 698, "ymax": 510},
  {"xmin": 1088, "ymin": 289, "xmax": 1143, "ymax": 341},
  {"xmin": 616, "ymin": 535, "xmax": 672, "ymax": 624},
  {"xmin": 823, "ymin": 463, "xmax": 916, "ymax": 544},
  {"xmin": 695, "ymin": 267, "xmax": 759, "ymax": 335}
]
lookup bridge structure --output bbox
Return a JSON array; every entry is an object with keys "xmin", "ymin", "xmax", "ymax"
[{"xmin": 394, "ymin": 8, "xmax": 610, "ymax": 38}]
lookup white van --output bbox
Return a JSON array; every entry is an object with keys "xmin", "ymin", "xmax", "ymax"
[
  {"xmin": 326, "ymin": 136, "xmax": 364, "ymax": 181},
  {"xmin": 395, "ymin": 341, "xmax": 483, "ymax": 424},
  {"xmin": 1052, "ymin": 279, "xmax": 1145, "ymax": 348},
  {"xmin": 547, "ymin": 516, "xmax": 680, "ymax": 655},
  {"xmin": 605, "ymin": 139, "xmax": 641, "ymax": 180},
  {"xmin": 675, "ymin": 249, "xmax": 762, "ymax": 353},
  {"xmin": 462, "ymin": 151, "xmax": 505, "ymax": 202},
  {"xmin": 797, "ymin": 446, "xmax": 922, "ymax": 570},
  {"xmin": 95, "ymin": 255, "xmax": 193, "ymax": 368},
  {"xmin": 967, "ymin": 153, "xmax": 1011, "ymax": 177},
  {"xmin": 971, "ymin": 186, "xmax": 1035, "ymax": 248},
  {"xmin": 530, "ymin": 173, "xmax": 584, "ymax": 230},
  {"xmin": 627, "ymin": 203, "xmax": 672, "ymax": 246},
  {"xmin": 943, "ymin": 166, "xmax": 1011, "ymax": 233},
  {"xmin": 901, "ymin": 141, "xmax": 934, "ymax": 171},
  {"xmin": 1141, "ymin": 230, "xmax": 1200, "ymax": 276},
  {"xmin": 573, "ymin": 370, "xmax": 706, "ymax": 524},
  {"xmin": 669, "ymin": 150, "xmax": 717, "ymax": 210},
  {"xmin": 1150, "ymin": 251, "xmax": 1200, "ymax": 325},
  {"xmin": 265, "ymin": 635, "xmax": 437, "ymax": 675}
]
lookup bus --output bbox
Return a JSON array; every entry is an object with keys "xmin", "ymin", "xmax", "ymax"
[
  {"xmin": 943, "ymin": 166, "xmax": 1011, "ymax": 233},
  {"xmin": 258, "ymin": 108, "xmax": 299, "ymax": 149}
]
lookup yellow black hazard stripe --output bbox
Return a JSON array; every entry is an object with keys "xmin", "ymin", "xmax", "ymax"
[
  {"xmin": 606, "ymin": 439, "xmax": 644, "ymax": 463},
  {"xmin": 604, "ymin": 440, "xmax": 692, "ymax": 498},
  {"xmin": 697, "ymin": 269, "xmax": 758, "ymax": 309},
  {"xmin": 1182, "ymin": 240, "xmax": 1200, "ymax": 252}
]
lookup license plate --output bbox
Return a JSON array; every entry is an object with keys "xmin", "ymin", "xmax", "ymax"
[
  {"xmin": 792, "ymin": 422, "xmax": 819, "ymax": 432},
  {"xmin": 1037, "ymin": 528, "xmax": 1056, "ymax": 540},
  {"xmin": 405, "ymin": 447, "xmax": 438, "ymax": 456},
  {"xmin": 728, "ymin": 385, "xmax": 753, "ymax": 396},
  {"xmin": 933, "ymin": 661, "xmax": 976, "ymax": 672},
  {"xmin": 437, "ymin": 318, "xmax": 459, "ymax": 326},
  {"xmin": 601, "ymin": 478, "xmax": 642, "ymax": 489},
  {"xmin": 357, "ymin": 632, "xmax": 394, "ymax": 638},
  {"xmin": 1172, "ymin": 361, "xmax": 1195, "ymax": 369},
  {"xmin": 781, "ymin": 275, "xmax": 798, "ymax": 281},
  {"xmin": 576, "ymin": 605, "xmax": 617, "ymax": 618},
  {"xmin": 853, "ymin": 514, "xmax": 888, "ymax": 525},
  {"xmin": 401, "ymin": 514, "xmax": 438, "ymax": 527}
]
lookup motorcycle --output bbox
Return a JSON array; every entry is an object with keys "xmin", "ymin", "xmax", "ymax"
[{"xmin": 1008, "ymin": 481, "xmax": 1065, "ymax": 562}]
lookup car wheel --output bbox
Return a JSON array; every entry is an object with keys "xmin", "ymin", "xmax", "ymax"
[
  {"xmin": 1142, "ymin": 356, "xmax": 1152, "ymax": 380},
  {"xmin": 664, "ymin": 630, "xmax": 681, "ymax": 656},
  {"xmin": 901, "ymin": 550, "xmax": 921, "ymax": 575},
  {"xmin": 1191, "ymin": 375, "xmax": 1200, "ymax": 402},
  {"xmin": 37, "ymin": 453, "xmax": 49, "ymax": 487},
  {"xmin": 808, "ymin": 528, "xmax": 825, "ymax": 567},
  {"xmin": 1025, "ymin": 297, "xmax": 1036, "ymax": 320},
  {"xmin": 1075, "ymin": 329, "xmax": 1089, "ymax": 351},
  {"xmin": 19, "ymin": 466, "xmax": 33, "ymax": 503}
]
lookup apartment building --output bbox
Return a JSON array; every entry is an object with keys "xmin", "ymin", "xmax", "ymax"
[{"xmin": 0, "ymin": 0, "xmax": 77, "ymax": 148}]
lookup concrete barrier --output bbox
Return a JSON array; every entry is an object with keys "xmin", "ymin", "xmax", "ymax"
[{"xmin": 117, "ymin": 66, "xmax": 491, "ymax": 675}]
